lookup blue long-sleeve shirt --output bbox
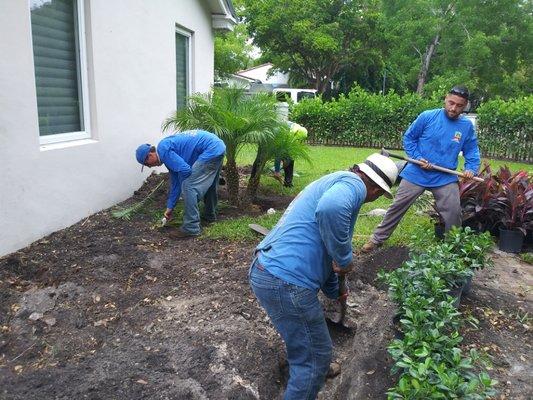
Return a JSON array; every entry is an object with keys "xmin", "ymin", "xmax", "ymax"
[
  {"xmin": 256, "ymin": 171, "xmax": 366, "ymax": 299},
  {"xmin": 400, "ymin": 109, "xmax": 481, "ymax": 187},
  {"xmin": 157, "ymin": 130, "xmax": 226, "ymax": 209}
]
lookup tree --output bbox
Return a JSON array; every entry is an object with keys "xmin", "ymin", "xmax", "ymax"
[
  {"xmin": 246, "ymin": 124, "xmax": 310, "ymax": 202},
  {"xmin": 214, "ymin": 23, "xmax": 255, "ymax": 79},
  {"xmin": 161, "ymin": 88, "xmax": 280, "ymax": 207},
  {"xmin": 382, "ymin": 0, "xmax": 533, "ymax": 99},
  {"xmin": 243, "ymin": 0, "xmax": 383, "ymax": 94}
]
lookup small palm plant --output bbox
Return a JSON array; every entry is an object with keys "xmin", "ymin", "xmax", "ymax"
[
  {"xmin": 162, "ymin": 87, "xmax": 280, "ymax": 206},
  {"xmin": 246, "ymin": 124, "xmax": 311, "ymax": 202}
]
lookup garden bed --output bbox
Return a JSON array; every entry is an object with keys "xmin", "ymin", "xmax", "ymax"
[{"xmin": 0, "ymin": 176, "xmax": 531, "ymax": 399}]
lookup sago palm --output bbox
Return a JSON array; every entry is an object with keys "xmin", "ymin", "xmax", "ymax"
[
  {"xmin": 247, "ymin": 124, "xmax": 311, "ymax": 202},
  {"xmin": 162, "ymin": 87, "xmax": 280, "ymax": 206}
]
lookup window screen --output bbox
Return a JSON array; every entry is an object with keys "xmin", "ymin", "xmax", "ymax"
[
  {"xmin": 176, "ymin": 32, "xmax": 189, "ymax": 110},
  {"xmin": 31, "ymin": 0, "xmax": 83, "ymax": 136}
]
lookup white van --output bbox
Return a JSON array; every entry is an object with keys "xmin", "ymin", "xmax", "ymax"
[{"xmin": 273, "ymin": 88, "xmax": 317, "ymax": 103}]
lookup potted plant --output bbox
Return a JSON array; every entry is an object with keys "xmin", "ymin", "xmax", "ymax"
[
  {"xmin": 459, "ymin": 164, "xmax": 499, "ymax": 233},
  {"xmin": 492, "ymin": 167, "xmax": 533, "ymax": 253}
]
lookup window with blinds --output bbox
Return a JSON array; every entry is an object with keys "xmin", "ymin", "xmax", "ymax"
[
  {"xmin": 30, "ymin": 0, "xmax": 88, "ymax": 140},
  {"xmin": 176, "ymin": 31, "xmax": 190, "ymax": 110}
]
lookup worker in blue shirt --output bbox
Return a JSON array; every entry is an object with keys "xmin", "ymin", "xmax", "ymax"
[
  {"xmin": 362, "ymin": 85, "xmax": 481, "ymax": 252},
  {"xmin": 135, "ymin": 130, "xmax": 226, "ymax": 237},
  {"xmin": 249, "ymin": 153, "xmax": 399, "ymax": 400}
]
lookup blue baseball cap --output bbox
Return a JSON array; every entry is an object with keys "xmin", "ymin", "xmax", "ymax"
[{"xmin": 135, "ymin": 144, "xmax": 151, "ymax": 171}]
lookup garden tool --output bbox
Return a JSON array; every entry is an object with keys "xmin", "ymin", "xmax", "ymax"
[
  {"xmin": 380, "ymin": 148, "xmax": 484, "ymax": 182},
  {"xmin": 249, "ymin": 223, "xmax": 354, "ymax": 332},
  {"xmin": 325, "ymin": 275, "xmax": 353, "ymax": 333}
]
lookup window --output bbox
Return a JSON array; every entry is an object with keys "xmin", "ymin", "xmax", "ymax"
[
  {"xmin": 30, "ymin": 0, "xmax": 90, "ymax": 144},
  {"xmin": 175, "ymin": 28, "xmax": 191, "ymax": 110},
  {"xmin": 297, "ymin": 91, "xmax": 316, "ymax": 102},
  {"xmin": 275, "ymin": 91, "xmax": 291, "ymax": 102}
]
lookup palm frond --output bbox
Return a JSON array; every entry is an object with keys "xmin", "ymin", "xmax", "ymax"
[{"xmin": 111, "ymin": 179, "xmax": 165, "ymax": 220}]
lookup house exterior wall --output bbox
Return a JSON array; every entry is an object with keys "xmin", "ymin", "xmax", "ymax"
[{"xmin": 0, "ymin": 0, "xmax": 216, "ymax": 256}]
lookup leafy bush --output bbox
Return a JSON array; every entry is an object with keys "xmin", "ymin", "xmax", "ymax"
[
  {"xmin": 460, "ymin": 165, "xmax": 533, "ymax": 235},
  {"xmin": 290, "ymin": 87, "xmax": 439, "ymax": 149},
  {"xmin": 292, "ymin": 89, "xmax": 532, "ymax": 162},
  {"xmin": 477, "ymin": 96, "xmax": 533, "ymax": 162},
  {"xmin": 379, "ymin": 228, "xmax": 497, "ymax": 399}
]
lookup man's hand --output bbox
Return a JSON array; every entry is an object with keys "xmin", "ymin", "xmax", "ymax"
[
  {"xmin": 419, "ymin": 158, "xmax": 433, "ymax": 170},
  {"xmin": 164, "ymin": 208, "xmax": 173, "ymax": 220},
  {"xmin": 332, "ymin": 260, "xmax": 353, "ymax": 276},
  {"xmin": 463, "ymin": 170, "xmax": 474, "ymax": 179}
]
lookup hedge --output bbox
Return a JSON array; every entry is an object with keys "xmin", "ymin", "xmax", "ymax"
[
  {"xmin": 477, "ymin": 96, "xmax": 533, "ymax": 162},
  {"xmin": 291, "ymin": 89, "xmax": 532, "ymax": 163}
]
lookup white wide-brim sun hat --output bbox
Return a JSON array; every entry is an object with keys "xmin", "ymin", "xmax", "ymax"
[{"xmin": 357, "ymin": 153, "xmax": 399, "ymax": 198}]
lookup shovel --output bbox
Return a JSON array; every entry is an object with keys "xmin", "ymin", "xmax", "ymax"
[
  {"xmin": 249, "ymin": 223, "xmax": 354, "ymax": 333},
  {"xmin": 380, "ymin": 148, "xmax": 484, "ymax": 183}
]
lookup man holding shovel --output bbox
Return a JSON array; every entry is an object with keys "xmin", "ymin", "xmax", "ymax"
[
  {"xmin": 249, "ymin": 153, "xmax": 398, "ymax": 399},
  {"xmin": 362, "ymin": 85, "xmax": 481, "ymax": 252}
]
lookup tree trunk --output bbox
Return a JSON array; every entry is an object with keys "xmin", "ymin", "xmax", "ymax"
[
  {"xmin": 416, "ymin": 33, "xmax": 440, "ymax": 95},
  {"xmin": 244, "ymin": 153, "xmax": 266, "ymax": 206},
  {"xmin": 224, "ymin": 153, "xmax": 240, "ymax": 207}
]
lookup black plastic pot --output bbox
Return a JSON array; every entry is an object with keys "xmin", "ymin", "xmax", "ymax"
[
  {"xmin": 435, "ymin": 223, "xmax": 445, "ymax": 240},
  {"xmin": 392, "ymin": 314, "xmax": 404, "ymax": 340},
  {"xmin": 462, "ymin": 275, "xmax": 473, "ymax": 297},
  {"xmin": 525, "ymin": 230, "xmax": 533, "ymax": 245},
  {"xmin": 498, "ymin": 227, "xmax": 524, "ymax": 253},
  {"xmin": 449, "ymin": 284, "xmax": 463, "ymax": 308}
]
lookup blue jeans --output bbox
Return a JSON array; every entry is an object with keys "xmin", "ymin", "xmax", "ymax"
[
  {"xmin": 181, "ymin": 155, "xmax": 224, "ymax": 234},
  {"xmin": 249, "ymin": 259, "xmax": 332, "ymax": 400}
]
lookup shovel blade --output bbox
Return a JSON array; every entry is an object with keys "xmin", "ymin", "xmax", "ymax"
[{"xmin": 249, "ymin": 223, "xmax": 271, "ymax": 236}]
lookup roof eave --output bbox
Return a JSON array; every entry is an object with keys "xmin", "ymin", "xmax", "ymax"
[{"xmin": 212, "ymin": 13, "xmax": 237, "ymax": 31}]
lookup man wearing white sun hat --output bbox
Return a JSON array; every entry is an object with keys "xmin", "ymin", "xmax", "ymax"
[{"xmin": 249, "ymin": 153, "xmax": 398, "ymax": 400}]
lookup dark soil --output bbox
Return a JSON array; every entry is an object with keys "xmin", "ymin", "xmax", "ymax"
[
  {"xmin": 459, "ymin": 251, "xmax": 532, "ymax": 400},
  {"xmin": 1, "ymin": 173, "xmax": 530, "ymax": 399}
]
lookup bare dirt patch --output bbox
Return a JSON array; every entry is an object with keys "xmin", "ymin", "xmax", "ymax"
[{"xmin": 460, "ymin": 250, "xmax": 532, "ymax": 400}]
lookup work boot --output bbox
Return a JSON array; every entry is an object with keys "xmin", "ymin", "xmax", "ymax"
[
  {"xmin": 361, "ymin": 241, "xmax": 380, "ymax": 253},
  {"xmin": 326, "ymin": 361, "xmax": 341, "ymax": 378},
  {"xmin": 169, "ymin": 229, "xmax": 200, "ymax": 239}
]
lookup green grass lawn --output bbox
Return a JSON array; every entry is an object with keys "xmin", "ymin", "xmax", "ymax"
[{"xmin": 204, "ymin": 145, "xmax": 532, "ymax": 248}]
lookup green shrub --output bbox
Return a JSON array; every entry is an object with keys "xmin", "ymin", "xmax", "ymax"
[
  {"xmin": 292, "ymin": 89, "xmax": 532, "ymax": 162},
  {"xmin": 477, "ymin": 96, "xmax": 533, "ymax": 162},
  {"xmin": 291, "ymin": 87, "xmax": 439, "ymax": 149},
  {"xmin": 379, "ymin": 228, "xmax": 497, "ymax": 399}
]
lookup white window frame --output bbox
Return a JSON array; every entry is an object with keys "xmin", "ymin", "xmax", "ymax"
[
  {"xmin": 175, "ymin": 26, "xmax": 193, "ymax": 107},
  {"xmin": 30, "ymin": 0, "xmax": 91, "ymax": 146}
]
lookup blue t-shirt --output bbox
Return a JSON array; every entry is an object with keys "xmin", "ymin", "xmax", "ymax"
[
  {"xmin": 157, "ymin": 130, "xmax": 226, "ymax": 209},
  {"xmin": 400, "ymin": 109, "xmax": 480, "ymax": 187},
  {"xmin": 256, "ymin": 171, "xmax": 366, "ymax": 299}
]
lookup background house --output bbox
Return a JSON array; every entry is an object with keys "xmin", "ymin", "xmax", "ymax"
[
  {"xmin": 0, "ymin": 0, "xmax": 236, "ymax": 256},
  {"xmin": 236, "ymin": 63, "xmax": 289, "ymax": 87}
]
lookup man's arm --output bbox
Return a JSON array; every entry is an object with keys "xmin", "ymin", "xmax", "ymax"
[
  {"xmin": 322, "ymin": 270, "xmax": 340, "ymax": 299},
  {"xmin": 164, "ymin": 151, "xmax": 192, "ymax": 176},
  {"xmin": 315, "ymin": 181, "xmax": 362, "ymax": 272},
  {"xmin": 462, "ymin": 125, "xmax": 481, "ymax": 175},
  {"xmin": 166, "ymin": 172, "xmax": 182, "ymax": 210},
  {"xmin": 403, "ymin": 113, "xmax": 427, "ymax": 161}
]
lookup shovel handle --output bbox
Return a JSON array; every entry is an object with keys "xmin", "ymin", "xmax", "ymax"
[{"xmin": 383, "ymin": 149, "xmax": 484, "ymax": 183}]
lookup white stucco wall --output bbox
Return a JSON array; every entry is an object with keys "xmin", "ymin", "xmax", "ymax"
[{"xmin": 0, "ymin": 0, "xmax": 216, "ymax": 256}]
